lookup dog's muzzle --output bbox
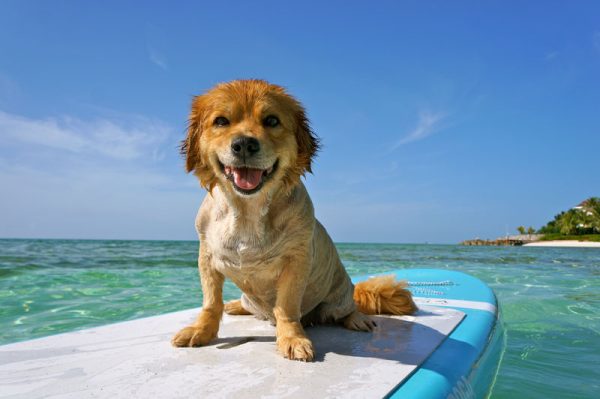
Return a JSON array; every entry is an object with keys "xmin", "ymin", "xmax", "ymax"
[{"xmin": 231, "ymin": 136, "xmax": 260, "ymax": 159}]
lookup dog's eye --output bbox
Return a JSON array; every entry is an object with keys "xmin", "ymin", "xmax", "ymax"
[
  {"xmin": 214, "ymin": 116, "xmax": 230, "ymax": 127},
  {"xmin": 263, "ymin": 115, "xmax": 280, "ymax": 128}
]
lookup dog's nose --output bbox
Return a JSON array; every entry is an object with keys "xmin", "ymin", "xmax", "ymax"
[{"xmin": 231, "ymin": 136, "xmax": 260, "ymax": 157}]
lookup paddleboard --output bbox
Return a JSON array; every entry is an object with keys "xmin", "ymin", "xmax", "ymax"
[{"xmin": 0, "ymin": 269, "xmax": 504, "ymax": 398}]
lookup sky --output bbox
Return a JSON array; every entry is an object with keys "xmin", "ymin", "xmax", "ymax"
[{"xmin": 1, "ymin": 1, "xmax": 599, "ymax": 243}]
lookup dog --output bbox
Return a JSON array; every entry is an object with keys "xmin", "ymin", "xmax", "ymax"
[{"xmin": 172, "ymin": 79, "xmax": 416, "ymax": 361}]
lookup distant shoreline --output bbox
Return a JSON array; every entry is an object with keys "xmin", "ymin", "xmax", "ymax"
[{"xmin": 523, "ymin": 240, "xmax": 600, "ymax": 248}]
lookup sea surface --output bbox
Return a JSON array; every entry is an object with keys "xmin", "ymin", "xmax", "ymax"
[{"xmin": 1, "ymin": 239, "xmax": 598, "ymax": 398}]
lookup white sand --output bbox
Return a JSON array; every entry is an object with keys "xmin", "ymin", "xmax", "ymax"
[{"xmin": 524, "ymin": 240, "xmax": 600, "ymax": 248}]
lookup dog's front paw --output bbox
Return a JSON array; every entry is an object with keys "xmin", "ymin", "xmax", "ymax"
[
  {"xmin": 277, "ymin": 336, "xmax": 315, "ymax": 361},
  {"xmin": 171, "ymin": 325, "xmax": 216, "ymax": 347},
  {"xmin": 343, "ymin": 311, "xmax": 377, "ymax": 332}
]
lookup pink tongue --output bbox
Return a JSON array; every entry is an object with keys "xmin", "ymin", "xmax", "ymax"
[{"xmin": 232, "ymin": 167, "xmax": 263, "ymax": 190}]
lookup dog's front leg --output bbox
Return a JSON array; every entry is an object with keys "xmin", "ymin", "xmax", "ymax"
[
  {"xmin": 274, "ymin": 255, "xmax": 314, "ymax": 362},
  {"xmin": 172, "ymin": 246, "xmax": 224, "ymax": 347}
]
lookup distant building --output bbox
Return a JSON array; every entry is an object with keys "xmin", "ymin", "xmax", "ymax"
[
  {"xmin": 572, "ymin": 198, "xmax": 598, "ymax": 231},
  {"xmin": 573, "ymin": 199, "xmax": 594, "ymax": 216}
]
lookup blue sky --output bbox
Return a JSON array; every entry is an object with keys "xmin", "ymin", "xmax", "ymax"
[{"xmin": 1, "ymin": 1, "xmax": 599, "ymax": 243}]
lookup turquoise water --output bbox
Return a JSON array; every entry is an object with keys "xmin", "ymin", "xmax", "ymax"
[{"xmin": 1, "ymin": 239, "xmax": 599, "ymax": 398}]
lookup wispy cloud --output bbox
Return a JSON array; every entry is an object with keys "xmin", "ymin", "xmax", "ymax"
[
  {"xmin": 391, "ymin": 110, "xmax": 448, "ymax": 149},
  {"xmin": 0, "ymin": 159, "xmax": 198, "ymax": 240},
  {"xmin": 0, "ymin": 110, "xmax": 198, "ymax": 240},
  {"xmin": 0, "ymin": 110, "xmax": 171, "ymax": 161},
  {"xmin": 147, "ymin": 45, "xmax": 168, "ymax": 70}
]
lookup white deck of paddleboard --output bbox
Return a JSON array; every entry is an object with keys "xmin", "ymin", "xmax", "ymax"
[{"xmin": 1, "ymin": 306, "xmax": 464, "ymax": 399}]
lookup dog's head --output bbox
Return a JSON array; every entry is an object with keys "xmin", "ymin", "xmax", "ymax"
[{"xmin": 181, "ymin": 80, "xmax": 319, "ymax": 196}]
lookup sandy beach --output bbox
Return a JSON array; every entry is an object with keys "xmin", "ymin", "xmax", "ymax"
[{"xmin": 524, "ymin": 240, "xmax": 600, "ymax": 248}]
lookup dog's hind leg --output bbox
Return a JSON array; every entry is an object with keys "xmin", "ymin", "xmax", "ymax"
[
  {"xmin": 342, "ymin": 310, "xmax": 377, "ymax": 332},
  {"xmin": 224, "ymin": 299, "xmax": 252, "ymax": 315}
]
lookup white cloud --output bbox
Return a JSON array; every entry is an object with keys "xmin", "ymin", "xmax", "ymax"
[
  {"xmin": 0, "ymin": 110, "xmax": 199, "ymax": 240},
  {"xmin": 0, "ymin": 162, "xmax": 200, "ymax": 240},
  {"xmin": 391, "ymin": 110, "xmax": 447, "ymax": 149},
  {"xmin": 148, "ymin": 45, "xmax": 168, "ymax": 70},
  {"xmin": 0, "ymin": 110, "xmax": 171, "ymax": 160}
]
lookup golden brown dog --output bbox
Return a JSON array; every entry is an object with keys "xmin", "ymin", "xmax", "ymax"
[{"xmin": 172, "ymin": 79, "xmax": 416, "ymax": 361}]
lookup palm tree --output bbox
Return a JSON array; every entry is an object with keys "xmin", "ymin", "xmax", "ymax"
[
  {"xmin": 558, "ymin": 211, "xmax": 576, "ymax": 235},
  {"xmin": 586, "ymin": 197, "xmax": 600, "ymax": 233},
  {"xmin": 517, "ymin": 226, "xmax": 526, "ymax": 235},
  {"xmin": 537, "ymin": 199, "xmax": 600, "ymax": 235}
]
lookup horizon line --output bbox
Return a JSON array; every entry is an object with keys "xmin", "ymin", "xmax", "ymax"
[{"xmin": 0, "ymin": 236, "xmax": 456, "ymax": 245}]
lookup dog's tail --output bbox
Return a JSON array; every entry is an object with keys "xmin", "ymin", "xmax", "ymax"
[{"xmin": 353, "ymin": 275, "xmax": 417, "ymax": 315}]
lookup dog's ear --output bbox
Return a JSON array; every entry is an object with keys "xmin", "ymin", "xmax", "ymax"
[
  {"xmin": 295, "ymin": 107, "xmax": 320, "ymax": 174},
  {"xmin": 180, "ymin": 95, "xmax": 204, "ymax": 173},
  {"xmin": 180, "ymin": 95, "xmax": 217, "ymax": 190}
]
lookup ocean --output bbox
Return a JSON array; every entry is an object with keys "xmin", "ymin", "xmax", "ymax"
[{"xmin": 0, "ymin": 239, "xmax": 598, "ymax": 398}]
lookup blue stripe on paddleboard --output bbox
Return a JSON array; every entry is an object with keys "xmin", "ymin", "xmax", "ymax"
[
  {"xmin": 352, "ymin": 269, "xmax": 503, "ymax": 398},
  {"xmin": 388, "ymin": 307, "xmax": 500, "ymax": 398}
]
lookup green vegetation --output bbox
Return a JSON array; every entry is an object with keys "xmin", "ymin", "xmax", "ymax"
[
  {"xmin": 537, "ymin": 197, "xmax": 600, "ymax": 237},
  {"xmin": 538, "ymin": 233, "xmax": 600, "ymax": 242},
  {"xmin": 516, "ymin": 226, "xmax": 536, "ymax": 235}
]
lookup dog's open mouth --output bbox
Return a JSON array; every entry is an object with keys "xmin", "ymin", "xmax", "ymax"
[{"xmin": 221, "ymin": 160, "xmax": 278, "ymax": 195}]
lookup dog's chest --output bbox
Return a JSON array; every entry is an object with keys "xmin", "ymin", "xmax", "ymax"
[{"xmin": 205, "ymin": 210, "xmax": 279, "ymax": 273}]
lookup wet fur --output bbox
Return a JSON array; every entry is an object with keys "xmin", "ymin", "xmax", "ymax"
[{"xmin": 172, "ymin": 80, "xmax": 416, "ymax": 361}]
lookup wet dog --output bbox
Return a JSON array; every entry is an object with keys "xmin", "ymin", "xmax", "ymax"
[{"xmin": 172, "ymin": 80, "xmax": 416, "ymax": 361}]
